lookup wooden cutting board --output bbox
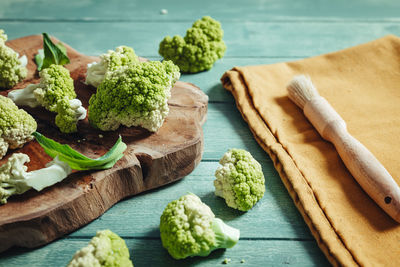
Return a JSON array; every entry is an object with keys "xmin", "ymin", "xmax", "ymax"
[{"xmin": 0, "ymin": 35, "xmax": 208, "ymax": 252}]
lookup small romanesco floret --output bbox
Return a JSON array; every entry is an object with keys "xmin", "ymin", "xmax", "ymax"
[
  {"xmin": 0, "ymin": 153, "xmax": 71, "ymax": 204},
  {"xmin": 214, "ymin": 149, "xmax": 265, "ymax": 211},
  {"xmin": 159, "ymin": 16, "xmax": 226, "ymax": 73},
  {"xmin": 160, "ymin": 193, "xmax": 240, "ymax": 260},
  {"xmin": 67, "ymin": 229, "xmax": 133, "ymax": 267},
  {"xmin": 86, "ymin": 46, "xmax": 140, "ymax": 88},
  {"xmin": 88, "ymin": 60, "xmax": 180, "ymax": 132},
  {"xmin": 0, "ymin": 29, "xmax": 28, "ymax": 89},
  {"xmin": 0, "ymin": 95, "xmax": 37, "ymax": 159},
  {"xmin": 8, "ymin": 64, "xmax": 86, "ymax": 133}
]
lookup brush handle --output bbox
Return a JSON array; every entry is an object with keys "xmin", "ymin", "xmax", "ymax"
[{"xmin": 304, "ymin": 96, "xmax": 400, "ymax": 223}]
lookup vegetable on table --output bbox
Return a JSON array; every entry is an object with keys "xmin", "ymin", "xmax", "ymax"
[
  {"xmin": 0, "ymin": 29, "xmax": 27, "ymax": 89},
  {"xmin": 214, "ymin": 148, "xmax": 265, "ymax": 211},
  {"xmin": 160, "ymin": 193, "xmax": 240, "ymax": 259},
  {"xmin": 67, "ymin": 229, "xmax": 133, "ymax": 267},
  {"xmin": 0, "ymin": 95, "xmax": 37, "ymax": 160},
  {"xmin": 86, "ymin": 46, "xmax": 139, "ymax": 88},
  {"xmin": 88, "ymin": 60, "xmax": 180, "ymax": 132},
  {"xmin": 8, "ymin": 64, "xmax": 86, "ymax": 133},
  {"xmin": 159, "ymin": 16, "xmax": 226, "ymax": 73},
  {"xmin": 35, "ymin": 33, "xmax": 70, "ymax": 71},
  {"xmin": 0, "ymin": 132, "xmax": 127, "ymax": 204},
  {"xmin": 0, "ymin": 153, "xmax": 71, "ymax": 204}
]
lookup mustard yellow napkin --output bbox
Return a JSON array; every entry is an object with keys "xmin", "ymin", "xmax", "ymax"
[{"xmin": 221, "ymin": 35, "xmax": 400, "ymax": 267}]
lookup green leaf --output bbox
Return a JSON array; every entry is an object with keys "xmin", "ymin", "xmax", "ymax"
[
  {"xmin": 35, "ymin": 33, "xmax": 70, "ymax": 71},
  {"xmin": 34, "ymin": 49, "xmax": 44, "ymax": 70},
  {"xmin": 33, "ymin": 132, "xmax": 127, "ymax": 171}
]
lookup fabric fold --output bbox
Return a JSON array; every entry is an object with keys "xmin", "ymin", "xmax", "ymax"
[{"xmin": 221, "ymin": 35, "xmax": 400, "ymax": 267}]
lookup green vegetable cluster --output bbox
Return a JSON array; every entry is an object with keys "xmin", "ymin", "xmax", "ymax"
[
  {"xmin": 160, "ymin": 194, "xmax": 240, "ymax": 259},
  {"xmin": 0, "ymin": 29, "xmax": 27, "ymax": 89},
  {"xmin": 0, "ymin": 95, "xmax": 37, "ymax": 159},
  {"xmin": 159, "ymin": 16, "xmax": 226, "ymax": 73},
  {"xmin": 214, "ymin": 148, "xmax": 265, "ymax": 211},
  {"xmin": 88, "ymin": 60, "xmax": 180, "ymax": 132},
  {"xmin": 86, "ymin": 46, "xmax": 140, "ymax": 88},
  {"xmin": 67, "ymin": 230, "xmax": 133, "ymax": 267},
  {"xmin": 8, "ymin": 64, "xmax": 86, "ymax": 133}
]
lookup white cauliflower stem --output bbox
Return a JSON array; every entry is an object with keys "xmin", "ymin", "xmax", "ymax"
[{"xmin": 0, "ymin": 153, "xmax": 72, "ymax": 204}]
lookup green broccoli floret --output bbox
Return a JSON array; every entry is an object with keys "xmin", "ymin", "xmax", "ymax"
[
  {"xmin": 159, "ymin": 16, "xmax": 226, "ymax": 73},
  {"xmin": 160, "ymin": 193, "xmax": 240, "ymax": 259},
  {"xmin": 0, "ymin": 153, "xmax": 71, "ymax": 204},
  {"xmin": 88, "ymin": 60, "xmax": 180, "ymax": 132},
  {"xmin": 67, "ymin": 229, "xmax": 133, "ymax": 267},
  {"xmin": 0, "ymin": 95, "xmax": 37, "ymax": 159},
  {"xmin": 0, "ymin": 29, "xmax": 28, "ymax": 89},
  {"xmin": 8, "ymin": 64, "xmax": 86, "ymax": 133},
  {"xmin": 86, "ymin": 46, "xmax": 140, "ymax": 88},
  {"xmin": 214, "ymin": 149, "xmax": 265, "ymax": 211}
]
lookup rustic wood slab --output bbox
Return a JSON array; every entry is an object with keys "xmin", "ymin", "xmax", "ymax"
[{"xmin": 0, "ymin": 35, "xmax": 208, "ymax": 252}]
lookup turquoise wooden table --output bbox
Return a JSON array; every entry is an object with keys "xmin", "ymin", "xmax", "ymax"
[{"xmin": 1, "ymin": 0, "xmax": 400, "ymax": 266}]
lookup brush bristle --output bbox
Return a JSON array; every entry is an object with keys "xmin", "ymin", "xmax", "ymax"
[{"xmin": 287, "ymin": 75, "xmax": 320, "ymax": 109}]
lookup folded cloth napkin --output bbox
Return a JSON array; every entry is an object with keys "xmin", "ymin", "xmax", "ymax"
[{"xmin": 221, "ymin": 35, "xmax": 400, "ymax": 267}]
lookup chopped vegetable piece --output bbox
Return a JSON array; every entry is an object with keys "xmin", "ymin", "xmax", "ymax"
[
  {"xmin": 159, "ymin": 16, "xmax": 226, "ymax": 73},
  {"xmin": 8, "ymin": 64, "xmax": 86, "ymax": 133},
  {"xmin": 214, "ymin": 148, "xmax": 265, "ymax": 211},
  {"xmin": 88, "ymin": 60, "xmax": 180, "ymax": 132},
  {"xmin": 85, "ymin": 46, "xmax": 139, "ymax": 88},
  {"xmin": 0, "ymin": 153, "xmax": 71, "ymax": 204},
  {"xmin": 160, "ymin": 193, "xmax": 240, "ymax": 259},
  {"xmin": 0, "ymin": 29, "xmax": 27, "ymax": 89},
  {"xmin": 67, "ymin": 229, "xmax": 133, "ymax": 267},
  {"xmin": 0, "ymin": 95, "xmax": 37, "ymax": 159}
]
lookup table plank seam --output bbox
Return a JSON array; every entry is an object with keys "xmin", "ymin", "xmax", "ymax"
[{"xmin": 2, "ymin": 18, "xmax": 400, "ymax": 23}]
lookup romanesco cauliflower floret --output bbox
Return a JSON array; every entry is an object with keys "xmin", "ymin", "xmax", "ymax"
[
  {"xmin": 0, "ymin": 153, "xmax": 71, "ymax": 204},
  {"xmin": 88, "ymin": 60, "xmax": 180, "ymax": 132},
  {"xmin": 55, "ymin": 99, "xmax": 87, "ymax": 134},
  {"xmin": 67, "ymin": 229, "xmax": 133, "ymax": 267},
  {"xmin": 86, "ymin": 46, "xmax": 139, "ymax": 88},
  {"xmin": 160, "ymin": 194, "xmax": 240, "ymax": 259},
  {"xmin": 159, "ymin": 16, "xmax": 226, "ymax": 73},
  {"xmin": 8, "ymin": 64, "xmax": 86, "ymax": 133},
  {"xmin": 0, "ymin": 29, "xmax": 28, "ymax": 89},
  {"xmin": 214, "ymin": 149, "xmax": 265, "ymax": 211},
  {"xmin": 0, "ymin": 95, "xmax": 37, "ymax": 159}
]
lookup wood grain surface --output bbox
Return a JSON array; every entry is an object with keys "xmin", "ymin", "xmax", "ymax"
[{"xmin": 0, "ymin": 35, "xmax": 208, "ymax": 252}]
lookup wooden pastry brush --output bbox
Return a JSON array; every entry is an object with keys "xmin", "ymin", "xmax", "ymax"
[{"xmin": 287, "ymin": 75, "xmax": 400, "ymax": 223}]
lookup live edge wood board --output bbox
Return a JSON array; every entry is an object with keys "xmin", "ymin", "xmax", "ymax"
[{"xmin": 0, "ymin": 35, "xmax": 208, "ymax": 252}]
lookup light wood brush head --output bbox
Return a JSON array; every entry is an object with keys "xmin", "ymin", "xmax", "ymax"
[{"xmin": 287, "ymin": 75, "xmax": 320, "ymax": 109}]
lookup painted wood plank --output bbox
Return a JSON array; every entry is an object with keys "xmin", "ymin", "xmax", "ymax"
[
  {"xmin": 65, "ymin": 161, "xmax": 310, "ymax": 239},
  {"xmin": 1, "ymin": 238, "xmax": 330, "ymax": 267},
  {"xmin": 0, "ymin": 0, "xmax": 399, "ymax": 21},
  {"xmin": 1, "ymin": 21, "xmax": 399, "ymax": 59},
  {"xmin": 203, "ymin": 103, "xmax": 276, "ymax": 160}
]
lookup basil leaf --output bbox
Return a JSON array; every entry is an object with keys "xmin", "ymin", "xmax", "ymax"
[
  {"xmin": 36, "ymin": 33, "xmax": 70, "ymax": 71},
  {"xmin": 33, "ymin": 132, "xmax": 127, "ymax": 171}
]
